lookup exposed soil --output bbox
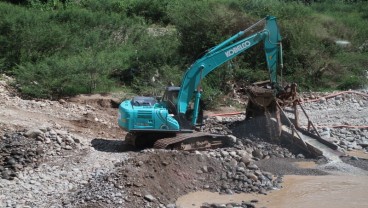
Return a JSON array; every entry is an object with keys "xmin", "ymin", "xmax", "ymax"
[{"xmin": 1, "ymin": 75, "xmax": 368, "ymax": 208}]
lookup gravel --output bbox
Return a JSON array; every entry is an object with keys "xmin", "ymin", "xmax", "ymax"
[
  {"xmin": 1, "ymin": 75, "xmax": 368, "ymax": 208},
  {"xmin": 0, "ymin": 129, "xmax": 130, "ymax": 207},
  {"xmin": 340, "ymin": 156, "xmax": 368, "ymax": 171}
]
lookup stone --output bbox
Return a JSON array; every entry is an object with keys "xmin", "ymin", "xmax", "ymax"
[
  {"xmin": 229, "ymin": 159, "xmax": 238, "ymax": 167},
  {"xmin": 252, "ymin": 150, "xmax": 263, "ymax": 159},
  {"xmin": 64, "ymin": 136, "xmax": 74, "ymax": 144},
  {"xmin": 137, "ymin": 161, "xmax": 144, "ymax": 166},
  {"xmin": 296, "ymin": 153, "xmax": 305, "ymax": 159},
  {"xmin": 59, "ymin": 99, "xmax": 66, "ymax": 104},
  {"xmin": 56, "ymin": 136, "xmax": 63, "ymax": 144},
  {"xmin": 226, "ymin": 189, "xmax": 234, "ymax": 195},
  {"xmin": 214, "ymin": 116, "xmax": 223, "ymax": 123},
  {"xmin": 335, "ymin": 96, "xmax": 342, "ymax": 101},
  {"xmin": 73, "ymin": 136, "xmax": 81, "ymax": 143},
  {"xmin": 247, "ymin": 164, "xmax": 258, "ymax": 170},
  {"xmin": 64, "ymin": 145, "xmax": 73, "ymax": 150},
  {"xmin": 207, "ymin": 166, "xmax": 215, "ymax": 172},
  {"xmin": 246, "ymin": 173, "xmax": 258, "ymax": 181},
  {"xmin": 358, "ymin": 142, "xmax": 368, "ymax": 148},
  {"xmin": 236, "ymin": 150, "xmax": 247, "ymax": 157},
  {"xmin": 351, "ymin": 156, "xmax": 359, "ymax": 160},
  {"xmin": 346, "ymin": 137, "xmax": 355, "ymax": 142},
  {"xmin": 144, "ymin": 194, "xmax": 156, "ymax": 202},
  {"xmin": 44, "ymin": 137, "xmax": 51, "ymax": 144},
  {"xmin": 221, "ymin": 151, "xmax": 229, "ymax": 157},
  {"xmin": 241, "ymin": 156, "xmax": 251, "ymax": 165},
  {"xmin": 36, "ymin": 147, "xmax": 44, "ymax": 155},
  {"xmin": 227, "ymin": 135, "xmax": 237, "ymax": 144},
  {"xmin": 6, "ymin": 156, "xmax": 17, "ymax": 165},
  {"xmin": 320, "ymin": 129, "xmax": 330, "ymax": 138},
  {"xmin": 229, "ymin": 151, "xmax": 237, "ymax": 157},
  {"xmin": 236, "ymin": 167, "xmax": 245, "ymax": 173},
  {"xmin": 250, "ymin": 199, "xmax": 259, "ymax": 203},
  {"xmin": 49, "ymin": 130, "xmax": 57, "ymax": 136},
  {"xmin": 24, "ymin": 129, "xmax": 43, "ymax": 139},
  {"xmin": 319, "ymin": 97, "xmax": 326, "ymax": 104}
]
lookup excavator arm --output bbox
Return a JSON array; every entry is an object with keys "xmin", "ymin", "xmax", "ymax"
[{"xmin": 177, "ymin": 16, "xmax": 283, "ymax": 125}]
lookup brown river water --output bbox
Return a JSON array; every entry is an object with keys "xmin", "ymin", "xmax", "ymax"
[{"xmin": 176, "ymin": 174, "xmax": 368, "ymax": 208}]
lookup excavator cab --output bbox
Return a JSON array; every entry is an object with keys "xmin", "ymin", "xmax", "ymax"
[
  {"xmin": 162, "ymin": 86, "xmax": 180, "ymax": 114},
  {"xmin": 131, "ymin": 96, "xmax": 157, "ymax": 107},
  {"xmin": 162, "ymin": 86, "xmax": 204, "ymax": 128}
]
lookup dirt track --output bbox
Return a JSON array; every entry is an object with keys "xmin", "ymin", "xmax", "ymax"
[{"xmin": 1, "ymin": 75, "xmax": 368, "ymax": 208}]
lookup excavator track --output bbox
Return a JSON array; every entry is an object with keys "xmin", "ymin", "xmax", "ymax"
[{"xmin": 153, "ymin": 132, "xmax": 232, "ymax": 150}]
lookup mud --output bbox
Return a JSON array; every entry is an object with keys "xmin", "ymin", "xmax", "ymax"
[
  {"xmin": 255, "ymin": 158, "xmax": 328, "ymax": 176},
  {"xmin": 345, "ymin": 150, "xmax": 368, "ymax": 160},
  {"xmin": 293, "ymin": 161, "xmax": 318, "ymax": 169},
  {"xmin": 177, "ymin": 175, "xmax": 368, "ymax": 208}
]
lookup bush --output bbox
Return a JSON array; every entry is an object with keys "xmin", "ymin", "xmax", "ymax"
[
  {"xmin": 15, "ymin": 50, "xmax": 117, "ymax": 98},
  {"xmin": 337, "ymin": 75, "xmax": 365, "ymax": 90},
  {"xmin": 0, "ymin": 0, "xmax": 367, "ymax": 106}
]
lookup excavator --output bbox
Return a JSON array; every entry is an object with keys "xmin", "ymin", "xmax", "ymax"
[{"xmin": 118, "ymin": 15, "xmax": 295, "ymax": 150}]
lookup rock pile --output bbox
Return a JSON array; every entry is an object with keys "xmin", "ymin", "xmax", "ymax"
[
  {"xmin": 300, "ymin": 91, "xmax": 368, "ymax": 153},
  {"xmin": 320, "ymin": 127, "xmax": 368, "ymax": 152},
  {"xmin": 202, "ymin": 114, "xmax": 245, "ymax": 135},
  {"xmin": 0, "ymin": 127, "xmax": 85, "ymax": 180},
  {"xmin": 71, "ymin": 150, "xmax": 283, "ymax": 208}
]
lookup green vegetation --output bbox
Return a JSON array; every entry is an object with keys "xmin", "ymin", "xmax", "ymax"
[{"xmin": 0, "ymin": 0, "xmax": 367, "ymax": 105}]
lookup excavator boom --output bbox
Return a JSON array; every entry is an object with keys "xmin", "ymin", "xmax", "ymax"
[{"xmin": 177, "ymin": 16, "xmax": 282, "ymax": 125}]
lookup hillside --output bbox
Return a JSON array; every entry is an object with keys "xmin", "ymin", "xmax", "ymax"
[{"xmin": 0, "ymin": 0, "xmax": 367, "ymax": 107}]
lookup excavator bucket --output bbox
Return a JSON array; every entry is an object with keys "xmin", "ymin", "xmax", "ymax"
[{"xmin": 246, "ymin": 86, "xmax": 276, "ymax": 109}]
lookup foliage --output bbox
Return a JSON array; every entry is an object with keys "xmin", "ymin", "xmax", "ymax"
[{"xmin": 0, "ymin": 0, "xmax": 367, "ymax": 107}]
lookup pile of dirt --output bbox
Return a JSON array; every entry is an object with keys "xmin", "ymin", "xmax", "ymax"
[{"xmin": 71, "ymin": 150, "xmax": 283, "ymax": 208}]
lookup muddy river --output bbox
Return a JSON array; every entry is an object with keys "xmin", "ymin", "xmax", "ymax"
[{"xmin": 176, "ymin": 175, "xmax": 368, "ymax": 208}]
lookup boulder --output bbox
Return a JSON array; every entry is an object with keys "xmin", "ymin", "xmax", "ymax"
[{"xmin": 24, "ymin": 128, "xmax": 43, "ymax": 139}]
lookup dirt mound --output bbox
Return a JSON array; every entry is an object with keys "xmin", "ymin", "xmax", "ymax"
[{"xmin": 71, "ymin": 150, "xmax": 283, "ymax": 208}]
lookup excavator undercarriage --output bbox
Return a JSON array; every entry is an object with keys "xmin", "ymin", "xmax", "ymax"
[{"xmin": 125, "ymin": 131, "xmax": 234, "ymax": 150}]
